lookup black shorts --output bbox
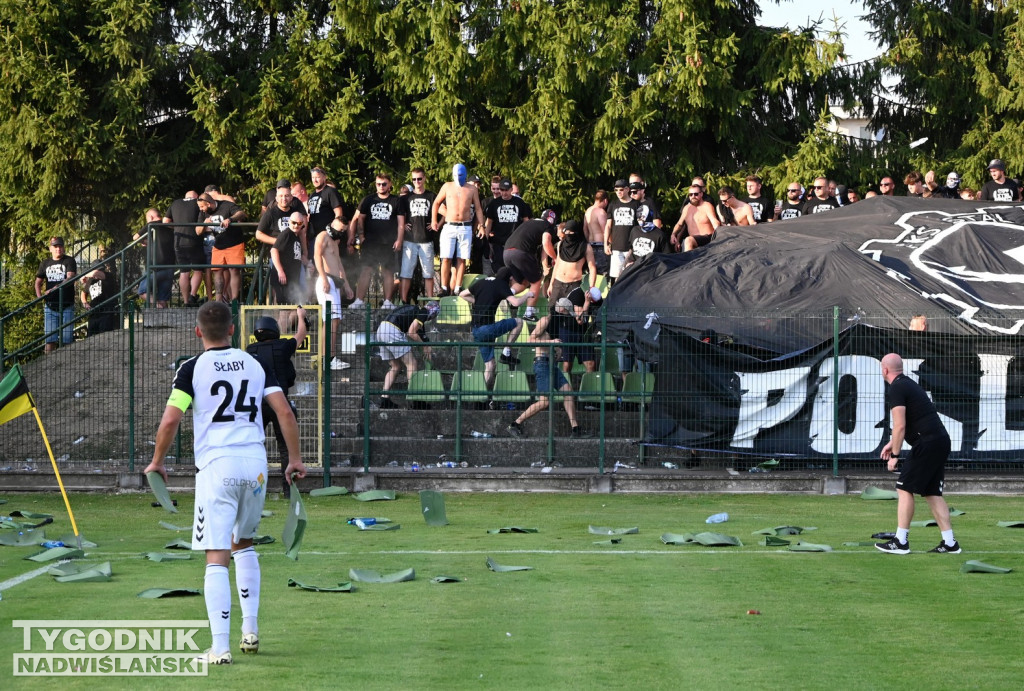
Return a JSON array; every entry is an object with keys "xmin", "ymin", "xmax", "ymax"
[
  {"xmin": 591, "ymin": 243, "xmax": 610, "ymax": 275},
  {"xmin": 503, "ymin": 248, "xmax": 542, "ymax": 284},
  {"xmin": 691, "ymin": 234, "xmax": 713, "ymax": 248},
  {"xmin": 174, "ymin": 237, "xmax": 207, "ymax": 267},
  {"xmin": 896, "ymin": 434, "xmax": 950, "ymax": 496}
]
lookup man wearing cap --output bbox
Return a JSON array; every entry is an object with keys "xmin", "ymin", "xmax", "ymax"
[
  {"xmin": 397, "ymin": 167, "xmax": 438, "ymax": 303},
  {"xmin": 742, "ymin": 176, "xmax": 774, "ymax": 223},
  {"xmin": 197, "ymin": 192, "xmax": 247, "ymax": 303},
  {"xmin": 628, "ymin": 175, "xmax": 662, "ymax": 230},
  {"xmin": 261, "ymin": 178, "xmax": 304, "ymax": 215},
  {"xmin": 671, "ymin": 184, "xmax": 720, "ymax": 252},
  {"xmin": 507, "ymin": 298, "xmax": 584, "ymax": 439},
  {"xmin": 604, "ymin": 179, "xmax": 638, "ymax": 282},
  {"xmin": 432, "ymin": 163, "xmax": 483, "ymax": 297},
  {"xmin": 349, "ymin": 173, "xmax": 402, "ymax": 309},
  {"xmin": 35, "ymin": 236, "xmax": 77, "ymax": 353},
  {"xmin": 374, "ymin": 301, "xmax": 439, "ymax": 409},
  {"xmin": 503, "ymin": 211, "xmax": 558, "ymax": 321},
  {"xmin": 483, "ymin": 178, "xmax": 532, "ymax": 274},
  {"xmin": 980, "ymin": 159, "xmax": 1020, "ymax": 202}
]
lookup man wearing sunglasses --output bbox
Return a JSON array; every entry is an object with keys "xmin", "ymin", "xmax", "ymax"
[
  {"xmin": 802, "ymin": 177, "xmax": 841, "ymax": 215},
  {"xmin": 878, "ymin": 176, "xmax": 896, "ymax": 196},
  {"xmin": 397, "ymin": 168, "xmax": 438, "ymax": 303},
  {"xmin": 776, "ymin": 183, "xmax": 805, "ymax": 220},
  {"xmin": 350, "ymin": 173, "xmax": 402, "ymax": 309},
  {"xmin": 603, "ymin": 179, "xmax": 638, "ymax": 283},
  {"xmin": 671, "ymin": 185, "xmax": 719, "ymax": 251}
]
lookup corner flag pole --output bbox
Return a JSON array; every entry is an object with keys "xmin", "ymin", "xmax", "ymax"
[{"xmin": 32, "ymin": 407, "xmax": 83, "ymax": 550}]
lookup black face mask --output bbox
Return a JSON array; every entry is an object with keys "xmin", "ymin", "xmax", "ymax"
[{"xmin": 328, "ymin": 228, "xmax": 343, "ymax": 241}]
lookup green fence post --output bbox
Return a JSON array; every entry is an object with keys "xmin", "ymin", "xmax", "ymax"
[
  {"xmin": 454, "ymin": 343, "xmax": 463, "ymax": 464},
  {"xmin": 362, "ymin": 303, "xmax": 371, "ymax": 471},
  {"xmin": 322, "ymin": 301, "xmax": 332, "ymax": 487},
  {"xmin": 128, "ymin": 301, "xmax": 136, "ymax": 472},
  {"xmin": 546, "ymin": 341, "xmax": 554, "ymax": 464},
  {"xmin": 832, "ymin": 305, "xmax": 840, "ymax": 478},
  {"xmin": 598, "ymin": 308, "xmax": 607, "ymax": 474}
]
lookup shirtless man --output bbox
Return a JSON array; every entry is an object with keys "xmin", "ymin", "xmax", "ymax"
[
  {"xmin": 671, "ymin": 185, "xmax": 720, "ymax": 251},
  {"xmin": 583, "ymin": 191, "xmax": 610, "ymax": 276},
  {"xmin": 716, "ymin": 186, "xmax": 755, "ymax": 226},
  {"xmin": 548, "ymin": 220, "xmax": 597, "ymax": 308},
  {"xmin": 431, "ymin": 163, "xmax": 483, "ymax": 295},
  {"xmin": 314, "ymin": 218, "xmax": 355, "ymax": 371}
]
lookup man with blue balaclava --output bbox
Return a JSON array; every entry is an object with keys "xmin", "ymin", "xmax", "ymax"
[{"xmin": 431, "ymin": 163, "xmax": 484, "ymax": 296}]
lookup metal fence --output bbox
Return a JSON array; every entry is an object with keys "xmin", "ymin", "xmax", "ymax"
[{"xmin": 3, "ymin": 299, "xmax": 1022, "ymax": 476}]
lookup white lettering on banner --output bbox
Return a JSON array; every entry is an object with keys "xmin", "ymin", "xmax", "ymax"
[
  {"xmin": 809, "ymin": 355, "xmax": 885, "ymax": 454},
  {"xmin": 976, "ymin": 354, "xmax": 1024, "ymax": 450},
  {"xmin": 730, "ymin": 367, "xmax": 811, "ymax": 447}
]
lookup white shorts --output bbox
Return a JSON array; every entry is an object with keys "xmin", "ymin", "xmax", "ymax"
[
  {"xmin": 193, "ymin": 457, "xmax": 269, "ymax": 550},
  {"xmin": 610, "ymin": 250, "xmax": 629, "ymax": 279},
  {"xmin": 440, "ymin": 224, "xmax": 472, "ymax": 260},
  {"xmin": 400, "ymin": 241, "xmax": 436, "ymax": 279},
  {"xmin": 376, "ymin": 321, "xmax": 411, "ymax": 361},
  {"xmin": 315, "ymin": 277, "xmax": 343, "ymax": 321}
]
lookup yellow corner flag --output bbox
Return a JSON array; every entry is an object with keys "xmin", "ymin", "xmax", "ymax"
[{"xmin": 0, "ymin": 365, "xmax": 83, "ymax": 548}]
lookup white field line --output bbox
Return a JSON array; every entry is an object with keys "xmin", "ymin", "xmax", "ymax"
[
  {"xmin": 0, "ymin": 561, "xmax": 66, "ymax": 592},
  {"xmin": 82, "ymin": 549, "xmax": 1024, "ymax": 558}
]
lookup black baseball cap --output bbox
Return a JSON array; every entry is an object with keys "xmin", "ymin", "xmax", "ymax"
[
  {"xmin": 50, "ymin": 236, "xmax": 65, "ymax": 247},
  {"xmin": 276, "ymin": 178, "xmax": 291, "ymax": 188},
  {"xmin": 499, "ymin": 179, "xmax": 512, "ymax": 190},
  {"xmin": 988, "ymin": 159, "xmax": 1006, "ymax": 171},
  {"xmin": 629, "ymin": 181, "xmax": 645, "ymax": 191},
  {"xmin": 613, "ymin": 179, "xmax": 629, "ymax": 189},
  {"xmin": 468, "ymin": 174, "xmax": 481, "ymax": 184}
]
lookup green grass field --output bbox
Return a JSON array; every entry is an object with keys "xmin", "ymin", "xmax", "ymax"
[{"xmin": 2, "ymin": 490, "xmax": 1024, "ymax": 690}]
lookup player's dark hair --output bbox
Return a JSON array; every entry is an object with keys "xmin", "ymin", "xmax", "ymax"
[{"xmin": 197, "ymin": 301, "xmax": 232, "ymax": 341}]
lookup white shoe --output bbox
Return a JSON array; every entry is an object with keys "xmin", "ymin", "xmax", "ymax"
[
  {"xmin": 330, "ymin": 357, "xmax": 351, "ymax": 371},
  {"xmin": 239, "ymin": 633, "xmax": 259, "ymax": 654},
  {"xmin": 381, "ymin": 300, "xmax": 395, "ymax": 309},
  {"xmin": 198, "ymin": 649, "xmax": 232, "ymax": 665},
  {"xmin": 349, "ymin": 298, "xmax": 365, "ymax": 309}
]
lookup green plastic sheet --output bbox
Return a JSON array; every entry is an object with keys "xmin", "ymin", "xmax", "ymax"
[
  {"xmin": 10, "ymin": 510, "xmax": 53, "ymax": 519},
  {"xmin": 487, "ymin": 526, "xmax": 538, "ymax": 534},
  {"xmin": 287, "ymin": 578, "xmax": 354, "ymax": 592},
  {"xmin": 26, "ymin": 546, "xmax": 84, "ymax": 562},
  {"xmin": 593, "ymin": 538, "xmax": 622, "ymax": 546},
  {"xmin": 52, "ymin": 562, "xmax": 112, "ymax": 583},
  {"xmin": 0, "ymin": 530, "xmax": 44, "ymax": 546},
  {"xmin": 694, "ymin": 532, "xmax": 742, "ymax": 547},
  {"xmin": 420, "ymin": 490, "xmax": 449, "ymax": 526},
  {"xmin": 59, "ymin": 535, "xmax": 97, "ymax": 548},
  {"xmin": 164, "ymin": 539, "xmax": 192, "ymax": 550},
  {"xmin": 861, "ymin": 486, "xmax": 898, "ymax": 500},
  {"xmin": 760, "ymin": 535, "xmax": 792, "ymax": 546},
  {"xmin": 309, "ymin": 486, "xmax": 349, "ymax": 497},
  {"xmin": 252, "ymin": 535, "xmax": 276, "ymax": 544},
  {"xmin": 354, "ymin": 490, "xmax": 396, "ymax": 502},
  {"xmin": 430, "ymin": 576, "xmax": 463, "ymax": 583},
  {"xmin": 358, "ymin": 523, "xmax": 401, "ymax": 531},
  {"xmin": 159, "ymin": 521, "xmax": 190, "ymax": 531},
  {"xmin": 137, "ymin": 588, "xmax": 202, "ymax": 598},
  {"xmin": 996, "ymin": 521, "xmax": 1024, "ymax": 528},
  {"xmin": 753, "ymin": 526, "xmax": 816, "ymax": 536},
  {"xmin": 661, "ymin": 533, "xmax": 697, "ymax": 545},
  {"xmin": 349, "ymin": 568, "xmax": 415, "ymax": 583},
  {"xmin": 960, "ymin": 560, "xmax": 1012, "ymax": 574},
  {"xmin": 146, "ymin": 472, "xmax": 178, "ymax": 513},
  {"xmin": 789, "ymin": 541, "xmax": 833, "ymax": 552},
  {"xmin": 486, "ymin": 557, "xmax": 533, "ymax": 572},
  {"xmin": 588, "ymin": 526, "xmax": 639, "ymax": 535},
  {"xmin": 910, "ymin": 519, "xmax": 937, "ymax": 527},
  {"xmin": 144, "ymin": 552, "xmax": 193, "ymax": 562},
  {"xmin": 282, "ymin": 482, "xmax": 307, "ymax": 561}
]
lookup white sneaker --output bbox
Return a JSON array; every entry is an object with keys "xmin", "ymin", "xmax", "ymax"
[
  {"xmin": 198, "ymin": 649, "xmax": 232, "ymax": 665},
  {"xmin": 349, "ymin": 298, "xmax": 365, "ymax": 309},
  {"xmin": 239, "ymin": 633, "xmax": 259, "ymax": 654},
  {"xmin": 381, "ymin": 300, "xmax": 395, "ymax": 309},
  {"xmin": 330, "ymin": 357, "xmax": 351, "ymax": 371}
]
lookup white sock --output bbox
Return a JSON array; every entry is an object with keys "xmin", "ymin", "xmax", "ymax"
[
  {"xmin": 502, "ymin": 347, "xmax": 511, "ymax": 357},
  {"xmin": 204, "ymin": 564, "xmax": 231, "ymax": 654},
  {"xmin": 896, "ymin": 527, "xmax": 909, "ymax": 544},
  {"xmin": 233, "ymin": 547, "xmax": 260, "ymax": 635},
  {"xmin": 941, "ymin": 529, "xmax": 956, "ymax": 546}
]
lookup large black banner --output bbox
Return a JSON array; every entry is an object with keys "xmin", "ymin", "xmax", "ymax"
[{"xmin": 647, "ymin": 324, "xmax": 1024, "ymax": 461}]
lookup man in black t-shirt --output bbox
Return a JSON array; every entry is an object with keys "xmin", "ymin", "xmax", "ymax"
[
  {"xmin": 483, "ymin": 179, "xmax": 532, "ymax": 273},
  {"xmin": 776, "ymin": 183, "xmax": 804, "ymax": 220},
  {"xmin": 307, "ymin": 167, "xmax": 345, "ymax": 253},
  {"xmin": 35, "ymin": 236, "xmax": 77, "ymax": 352},
  {"xmin": 79, "ymin": 249, "xmax": 120, "ymax": 335},
  {"xmin": 374, "ymin": 301, "xmax": 439, "ymax": 408},
  {"xmin": 197, "ymin": 193, "xmax": 247, "ymax": 302},
  {"xmin": 349, "ymin": 173, "xmax": 402, "ymax": 309},
  {"xmin": 503, "ymin": 212, "xmax": 558, "ymax": 321},
  {"xmin": 461, "ymin": 268, "xmax": 532, "ymax": 390},
  {"xmin": 742, "ymin": 175, "xmax": 774, "ymax": 224},
  {"xmin": 270, "ymin": 212, "xmax": 308, "ymax": 307},
  {"xmin": 875, "ymin": 353, "xmax": 960, "ymax": 555},
  {"xmin": 802, "ymin": 177, "xmax": 841, "ymax": 215},
  {"xmin": 164, "ymin": 192, "xmax": 207, "ymax": 306},
  {"xmin": 603, "ymin": 180, "xmax": 638, "ymax": 282},
  {"xmin": 261, "ymin": 179, "xmax": 305, "ymax": 215},
  {"xmin": 979, "ymin": 159, "xmax": 1020, "ymax": 202},
  {"xmin": 627, "ymin": 223, "xmax": 669, "ymax": 264},
  {"xmin": 397, "ymin": 168, "xmax": 438, "ymax": 303}
]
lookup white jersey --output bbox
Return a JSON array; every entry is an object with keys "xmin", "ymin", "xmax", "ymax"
[{"xmin": 167, "ymin": 346, "xmax": 282, "ymax": 470}]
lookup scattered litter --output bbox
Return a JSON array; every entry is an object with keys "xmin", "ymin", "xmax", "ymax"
[
  {"xmin": 960, "ymin": 560, "xmax": 1012, "ymax": 574},
  {"xmin": 287, "ymin": 578, "xmax": 353, "ymax": 592},
  {"xmin": 430, "ymin": 576, "xmax": 462, "ymax": 583},
  {"xmin": 661, "ymin": 533, "xmax": 696, "ymax": 545},
  {"xmin": 541, "ymin": 467, "xmax": 553, "ymax": 473},
  {"xmin": 486, "ymin": 557, "xmax": 533, "ymax": 572},
  {"xmin": 661, "ymin": 462, "xmax": 678, "ymax": 469},
  {"xmin": 588, "ymin": 526, "xmax": 638, "ymax": 535},
  {"xmin": 530, "ymin": 461, "xmax": 544, "ymax": 468},
  {"xmin": 137, "ymin": 588, "xmax": 201, "ymax": 599},
  {"xmin": 705, "ymin": 512, "xmax": 729, "ymax": 524},
  {"xmin": 861, "ymin": 486, "xmax": 898, "ymax": 500},
  {"xmin": 72, "ymin": 436, "xmax": 87, "ymax": 445},
  {"xmin": 349, "ymin": 568, "xmax": 415, "ymax": 583},
  {"xmin": 747, "ymin": 610, "xmax": 761, "ymax": 615},
  {"xmin": 74, "ymin": 391, "xmax": 85, "ymax": 398},
  {"xmin": 760, "ymin": 535, "xmax": 791, "ymax": 547},
  {"xmin": 788, "ymin": 541, "xmax": 833, "ymax": 552},
  {"xmin": 612, "ymin": 462, "xmax": 636, "ymax": 471},
  {"xmin": 726, "ymin": 468, "xmax": 740, "ymax": 476},
  {"xmin": 386, "ymin": 460, "xmax": 399, "ymax": 467},
  {"xmin": 470, "ymin": 430, "xmax": 493, "ymax": 438},
  {"xmin": 871, "ymin": 532, "xmax": 896, "ymax": 540},
  {"xmin": 488, "ymin": 527, "xmax": 538, "ymax": 534}
]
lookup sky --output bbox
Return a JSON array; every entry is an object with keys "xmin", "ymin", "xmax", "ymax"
[{"xmin": 758, "ymin": 0, "xmax": 879, "ymax": 64}]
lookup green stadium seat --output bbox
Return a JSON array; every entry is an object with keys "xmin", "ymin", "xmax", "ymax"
[
  {"xmin": 406, "ymin": 370, "xmax": 446, "ymax": 403},
  {"xmin": 621, "ymin": 372, "xmax": 655, "ymax": 405},
  {"xmin": 461, "ymin": 273, "xmax": 483, "ymax": 290},
  {"xmin": 437, "ymin": 296, "xmax": 471, "ymax": 325},
  {"xmin": 578, "ymin": 371, "xmax": 616, "ymax": 405},
  {"xmin": 448, "ymin": 370, "xmax": 490, "ymax": 404},
  {"xmin": 491, "ymin": 370, "xmax": 532, "ymax": 403}
]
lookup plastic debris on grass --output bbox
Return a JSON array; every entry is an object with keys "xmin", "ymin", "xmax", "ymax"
[
  {"xmin": 349, "ymin": 568, "xmax": 415, "ymax": 583},
  {"xmin": 287, "ymin": 578, "xmax": 354, "ymax": 592},
  {"xmin": 486, "ymin": 557, "xmax": 533, "ymax": 572}
]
